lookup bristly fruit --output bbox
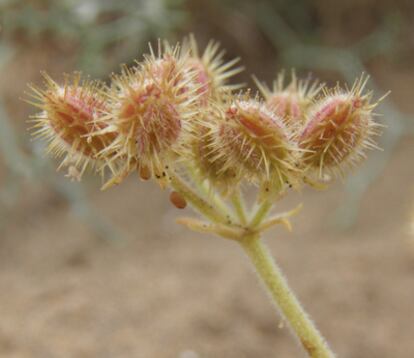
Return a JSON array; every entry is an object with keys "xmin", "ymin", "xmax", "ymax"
[
  {"xmin": 25, "ymin": 36, "xmax": 385, "ymax": 199},
  {"xmin": 298, "ymin": 75, "xmax": 382, "ymax": 180},
  {"xmin": 192, "ymin": 93, "xmax": 300, "ymax": 197},
  {"xmin": 182, "ymin": 34, "xmax": 244, "ymax": 106},
  {"xmin": 191, "ymin": 119, "xmax": 239, "ymax": 194},
  {"xmin": 95, "ymin": 41, "xmax": 200, "ymax": 189},
  {"xmin": 255, "ymin": 71, "xmax": 322, "ymax": 130},
  {"xmin": 27, "ymin": 72, "xmax": 116, "ymax": 181}
]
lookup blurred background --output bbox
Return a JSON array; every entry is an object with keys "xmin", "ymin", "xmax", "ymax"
[{"xmin": 0, "ymin": 0, "xmax": 413, "ymax": 357}]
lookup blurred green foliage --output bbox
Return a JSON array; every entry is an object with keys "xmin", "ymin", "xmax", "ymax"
[{"xmin": 0, "ymin": 0, "xmax": 188, "ymax": 75}]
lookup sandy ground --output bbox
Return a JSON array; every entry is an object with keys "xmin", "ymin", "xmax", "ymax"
[{"xmin": 0, "ymin": 130, "xmax": 413, "ymax": 358}]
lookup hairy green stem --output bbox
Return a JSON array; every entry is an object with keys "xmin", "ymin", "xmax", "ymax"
[
  {"xmin": 185, "ymin": 164, "xmax": 234, "ymax": 221},
  {"xmin": 169, "ymin": 174, "xmax": 228, "ymax": 224},
  {"xmin": 172, "ymin": 172, "xmax": 333, "ymax": 356},
  {"xmin": 231, "ymin": 189, "xmax": 247, "ymax": 225},
  {"xmin": 240, "ymin": 236, "xmax": 335, "ymax": 358},
  {"xmin": 250, "ymin": 199, "xmax": 273, "ymax": 228}
]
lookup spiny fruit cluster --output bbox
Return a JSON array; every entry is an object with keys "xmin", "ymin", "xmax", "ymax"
[{"xmin": 27, "ymin": 35, "xmax": 382, "ymax": 205}]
